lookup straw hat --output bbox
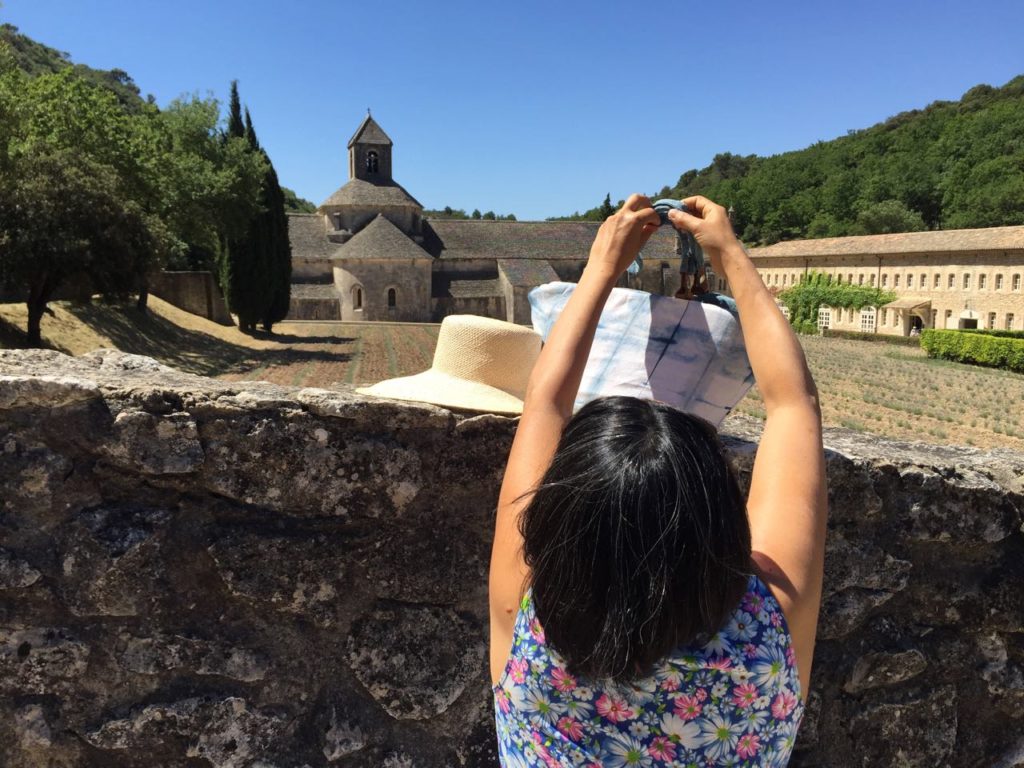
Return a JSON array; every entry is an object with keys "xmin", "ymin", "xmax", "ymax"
[{"xmin": 356, "ymin": 315, "xmax": 542, "ymax": 414}]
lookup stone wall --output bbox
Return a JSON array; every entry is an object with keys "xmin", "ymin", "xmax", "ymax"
[
  {"xmin": 287, "ymin": 298, "xmax": 342, "ymax": 322},
  {"xmin": 149, "ymin": 272, "xmax": 233, "ymax": 326},
  {"xmin": 431, "ymin": 295, "xmax": 505, "ymax": 322},
  {"xmin": 0, "ymin": 349, "xmax": 1021, "ymax": 768}
]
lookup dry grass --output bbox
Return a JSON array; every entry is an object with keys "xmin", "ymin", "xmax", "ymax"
[
  {"xmin": 4, "ymin": 299, "xmax": 1022, "ymax": 449},
  {"xmin": 733, "ymin": 334, "xmax": 1024, "ymax": 451},
  {"xmin": 0, "ymin": 298, "xmax": 437, "ymax": 386}
]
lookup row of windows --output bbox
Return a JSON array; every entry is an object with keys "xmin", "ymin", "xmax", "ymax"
[
  {"xmin": 821, "ymin": 306, "xmax": 1018, "ymax": 331},
  {"xmin": 351, "ymin": 286, "xmax": 398, "ymax": 311},
  {"xmin": 765, "ymin": 271, "xmax": 1023, "ymax": 291}
]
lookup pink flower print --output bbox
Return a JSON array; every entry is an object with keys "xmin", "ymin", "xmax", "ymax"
[
  {"xmin": 595, "ymin": 693, "xmax": 634, "ymax": 723},
  {"xmin": 529, "ymin": 617, "xmax": 546, "ymax": 644},
  {"xmin": 707, "ymin": 656, "xmax": 732, "ymax": 671},
  {"xmin": 744, "ymin": 642, "xmax": 758, "ymax": 658},
  {"xmin": 736, "ymin": 733, "xmax": 761, "ymax": 759},
  {"xmin": 771, "ymin": 690, "xmax": 798, "ymax": 719},
  {"xmin": 786, "ymin": 646, "xmax": 797, "ymax": 667},
  {"xmin": 660, "ymin": 675, "xmax": 681, "ymax": 692},
  {"xmin": 770, "ymin": 611, "xmax": 783, "ymax": 628},
  {"xmin": 509, "ymin": 658, "xmax": 529, "ymax": 684},
  {"xmin": 694, "ymin": 687, "xmax": 708, "ymax": 702},
  {"xmin": 550, "ymin": 668, "xmax": 576, "ymax": 693},
  {"xmin": 742, "ymin": 592, "xmax": 764, "ymax": 615},
  {"xmin": 495, "ymin": 688, "xmax": 511, "ymax": 713},
  {"xmin": 674, "ymin": 693, "xmax": 703, "ymax": 720},
  {"xmin": 648, "ymin": 735, "xmax": 677, "ymax": 762},
  {"xmin": 731, "ymin": 682, "xmax": 759, "ymax": 709},
  {"xmin": 556, "ymin": 715, "xmax": 584, "ymax": 741},
  {"xmin": 531, "ymin": 731, "xmax": 560, "ymax": 768}
]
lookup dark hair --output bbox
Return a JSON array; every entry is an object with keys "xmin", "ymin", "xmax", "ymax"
[{"xmin": 519, "ymin": 396, "xmax": 751, "ymax": 682}]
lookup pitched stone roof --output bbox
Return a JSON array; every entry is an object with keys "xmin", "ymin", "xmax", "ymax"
[
  {"xmin": 421, "ymin": 220, "xmax": 681, "ymax": 261},
  {"xmin": 319, "ymin": 178, "xmax": 422, "ymax": 209},
  {"xmin": 748, "ymin": 225, "xmax": 1024, "ymax": 259},
  {"xmin": 347, "ymin": 114, "xmax": 392, "ymax": 148},
  {"xmin": 337, "ymin": 214, "xmax": 431, "ymax": 261},
  {"xmin": 447, "ymin": 279, "xmax": 503, "ymax": 298},
  {"xmin": 498, "ymin": 259, "xmax": 559, "ymax": 287},
  {"xmin": 287, "ymin": 214, "xmax": 344, "ymax": 260}
]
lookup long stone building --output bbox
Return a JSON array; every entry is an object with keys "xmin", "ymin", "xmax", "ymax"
[
  {"xmin": 749, "ymin": 228, "xmax": 1024, "ymax": 335},
  {"xmin": 286, "ymin": 115, "xmax": 686, "ymax": 324},
  {"xmin": 287, "ymin": 114, "xmax": 1024, "ymax": 335}
]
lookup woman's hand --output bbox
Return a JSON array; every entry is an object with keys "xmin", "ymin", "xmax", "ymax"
[
  {"xmin": 667, "ymin": 195, "xmax": 742, "ymax": 274},
  {"xmin": 587, "ymin": 194, "xmax": 661, "ymax": 277}
]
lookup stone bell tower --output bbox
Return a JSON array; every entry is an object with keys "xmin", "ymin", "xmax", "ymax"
[{"xmin": 348, "ymin": 111, "xmax": 393, "ymax": 182}]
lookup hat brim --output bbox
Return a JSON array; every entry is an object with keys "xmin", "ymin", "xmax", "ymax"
[{"xmin": 356, "ymin": 369, "xmax": 524, "ymax": 415}]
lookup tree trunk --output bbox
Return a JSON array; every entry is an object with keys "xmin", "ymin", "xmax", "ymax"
[
  {"xmin": 136, "ymin": 287, "xmax": 149, "ymax": 313},
  {"xmin": 26, "ymin": 274, "xmax": 57, "ymax": 348},
  {"xmin": 26, "ymin": 298, "xmax": 45, "ymax": 348}
]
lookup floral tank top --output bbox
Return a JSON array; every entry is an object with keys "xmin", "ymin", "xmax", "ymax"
[{"xmin": 493, "ymin": 575, "xmax": 804, "ymax": 767}]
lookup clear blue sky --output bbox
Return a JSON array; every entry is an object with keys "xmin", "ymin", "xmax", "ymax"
[{"xmin": 4, "ymin": 0, "xmax": 1022, "ymax": 220}]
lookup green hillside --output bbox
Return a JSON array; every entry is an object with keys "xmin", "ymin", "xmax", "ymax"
[
  {"xmin": 0, "ymin": 23, "xmax": 146, "ymax": 110},
  {"xmin": 561, "ymin": 77, "xmax": 1024, "ymax": 244}
]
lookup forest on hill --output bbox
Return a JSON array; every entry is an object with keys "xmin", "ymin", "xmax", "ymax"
[{"xmin": 557, "ymin": 76, "xmax": 1024, "ymax": 244}]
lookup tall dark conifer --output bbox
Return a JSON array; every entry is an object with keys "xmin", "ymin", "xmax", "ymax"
[
  {"xmin": 243, "ymin": 108, "xmax": 291, "ymax": 332},
  {"xmin": 219, "ymin": 81, "xmax": 263, "ymax": 331}
]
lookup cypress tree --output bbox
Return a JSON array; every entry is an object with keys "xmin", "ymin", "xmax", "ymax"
[
  {"xmin": 219, "ymin": 81, "xmax": 263, "ymax": 332},
  {"xmin": 262, "ymin": 161, "xmax": 292, "ymax": 331},
  {"xmin": 227, "ymin": 81, "xmax": 245, "ymax": 140},
  {"xmin": 243, "ymin": 108, "xmax": 292, "ymax": 332}
]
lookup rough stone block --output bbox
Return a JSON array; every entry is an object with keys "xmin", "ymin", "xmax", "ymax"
[
  {"xmin": 102, "ymin": 411, "xmax": 204, "ymax": 475},
  {"xmin": 848, "ymin": 686, "xmax": 957, "ymax": 767},
  {"xmin": 0, "ymin": 627, "xmax": 89, "ymax": 695},
  {"xmin": 118, "ymin": 632, "xmax": 268, "ymax": 682},
  {"xmin": 0, "ymin": 547, "xmax": 41, "ymax": 588},
  {"xmin": 85, "ymin": 695, "xmax": 289, "ymax": 768},
  {"xmin": 844, "ymin": 649, "xmax": 928, "ymax": 693},
  {"xmin": 57, "ymin": 504, "xmax": 173, "ymax": 617},
  {"xmin": 348, "ymin": 604, "xmax": 486, "ymax": 720},
  {"xmin": 208, "ymin": 528, "xmax": 349, "ymax": 628}
]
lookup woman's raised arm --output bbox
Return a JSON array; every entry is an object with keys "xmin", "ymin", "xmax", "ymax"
[
  {"xmin": 669, "ymin": 197, "xmax": 827, "ymax": 699},
  {"xmin": 488, "ymin": 195, "xmax": 660, "ymax": 683}
]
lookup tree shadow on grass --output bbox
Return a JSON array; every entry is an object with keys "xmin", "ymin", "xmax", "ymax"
[
  {"xmin": 0, "ymin": 313, "xmax": 75, "ymax": 355},
  {"xmin": 62, "ymin": 303, "xmax": 353, "ymax": 378},
  {"xmin": 246, "ymin": 330, "xmax": 353, "ymax": 345}
]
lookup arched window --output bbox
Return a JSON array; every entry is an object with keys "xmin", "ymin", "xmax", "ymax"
[
  {"xmin": 352, "ymin": 285, "xmax": 363, "ymax": 310},
  {"xmin": 387, "ymin": 288, "xmax": 397, "ymax": 308},
  {"xmin": 366, "ymin": 151, "xmax": 379, "ymax": 174}
]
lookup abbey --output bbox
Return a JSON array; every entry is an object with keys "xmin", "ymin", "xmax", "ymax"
[
  {"xmin": 285, "ymin": 115, "xmax": 685, "ymax": 324},
  {"xmin": 287, "ymin": 114, "xmax": 1024, "ymax": 335}
]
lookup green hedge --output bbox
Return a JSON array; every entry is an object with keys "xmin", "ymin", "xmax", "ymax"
[
  {"xmin": 822, "ymin": 329, "xmax": 922, "ymax": 346},
  {"xmin": 794, "ymin": 320, "xmax": 819, "ymax": 335},
  {"xmin": 920, "ymin": 329, "xmax": 1024, "ymax": 373},
  {"xmin": 959, "ymin": 328, "xmax": 1024, "ymax": 340}
]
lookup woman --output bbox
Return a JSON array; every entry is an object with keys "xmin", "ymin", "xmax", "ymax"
[{"xmin": 489, "ymin": 195, "xmax": 827, "ymax": 766}]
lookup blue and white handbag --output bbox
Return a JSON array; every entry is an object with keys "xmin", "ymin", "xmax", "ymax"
[{"xmin": 528, "ymin": 283, "xmax": 753, "ymax": 428}]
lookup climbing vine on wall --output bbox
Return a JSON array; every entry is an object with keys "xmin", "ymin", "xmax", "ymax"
[{"xmin": 778, "ymin": 272, "xmax": 896, "ymax": 326}]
